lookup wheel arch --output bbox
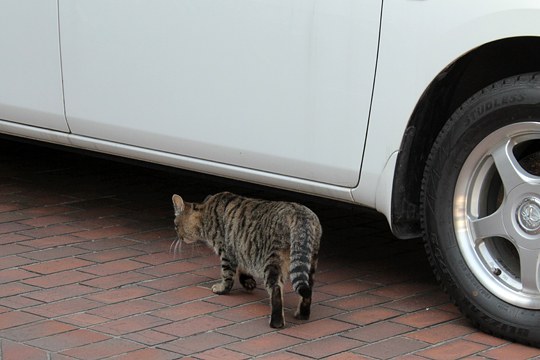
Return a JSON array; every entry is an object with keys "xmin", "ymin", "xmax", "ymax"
[{"xmin": 391, "ymin": 36, "xmax": 540, "ymax": 239}]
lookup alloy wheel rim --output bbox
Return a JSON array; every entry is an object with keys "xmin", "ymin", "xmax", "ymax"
[{"xmin": 454, "ymin": 122, "xmax": 540, "ymax": 309}]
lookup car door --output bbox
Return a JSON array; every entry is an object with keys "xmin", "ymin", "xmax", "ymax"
[
  {"xmin": 0, "ymin": 0, "xmax": 68, "ymax": 132},
  {"xmin": 59, "ymin": 1, "xmax": 381, "ymax": 187}
]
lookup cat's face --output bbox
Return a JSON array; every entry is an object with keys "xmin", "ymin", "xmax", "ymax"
[{"xmin": 172, "ymin": 194, "xmax": 202, "ymax": 244}]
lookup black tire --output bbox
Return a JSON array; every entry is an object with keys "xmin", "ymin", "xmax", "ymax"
[{"xmin": 421, "ymin": 72, "xmax": 540, "ymax": 346}]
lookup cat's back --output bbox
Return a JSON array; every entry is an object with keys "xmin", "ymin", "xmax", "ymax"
[
  {"xmin": 209, "ymin": 191, "xmax": 310, "ymax": 217},
  {"xmin": 208, "ymin": 192, "xmax": 321, "ymax": 238}
]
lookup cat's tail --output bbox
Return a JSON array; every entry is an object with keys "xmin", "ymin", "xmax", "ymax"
[{"xmin": 289, "ymin": 210, "xmax": 321, "ymax": 298}]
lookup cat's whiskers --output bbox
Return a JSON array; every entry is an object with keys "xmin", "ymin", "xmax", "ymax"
[
  {"xmin": 169, "ymin": 238, "xmax": 178, "ymax": 254},
  {"xmin": 169, "ymin": 237, "xmax": 183, "ymax": 259},
  {"xmin": 175, "ymin": 238, "xmax": 183, "ymax": 257}
]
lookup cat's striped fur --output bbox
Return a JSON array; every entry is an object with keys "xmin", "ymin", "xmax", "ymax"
[{"xmin": 172, "ymin": 191, "xmax": 322, "ymax": 328}]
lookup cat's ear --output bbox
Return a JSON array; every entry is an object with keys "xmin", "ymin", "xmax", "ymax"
[{"xmin": 172, "ymin": 194, "xmax": 185, "ymax": 215}]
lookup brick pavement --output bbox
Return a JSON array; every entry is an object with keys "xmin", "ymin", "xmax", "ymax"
[{"xmin": 1, "ymin": 137, "xmax": 540, "ymax": 359}]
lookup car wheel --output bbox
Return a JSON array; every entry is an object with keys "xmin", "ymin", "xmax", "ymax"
[{"xmin": 421, "ymin": 72, "xmax": 540, "ymax": 346}]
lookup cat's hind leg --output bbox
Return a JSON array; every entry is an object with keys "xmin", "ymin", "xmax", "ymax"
[
  {"xmin": 212, "ymin": 255, "xmax": 236, "ymax": 295},
  {"xmin": 294, "ymin": 253, "xmax": 318, "ymax": 320},
  {"xmin": 264, "ymin": 263, "xmax": 285, "ymax": 328},
  {"xmin": 239, "ymin": 271, "xmax": 257, "ymax": 291}
]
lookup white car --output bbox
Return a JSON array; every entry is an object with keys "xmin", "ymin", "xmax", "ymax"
[{"xmin": 2, "ymin": 0, "xmax": 540, "ymax": 346}]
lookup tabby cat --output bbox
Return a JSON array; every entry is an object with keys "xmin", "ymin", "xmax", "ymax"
[{"xmin": 171, "ymin": 191, "xmax": 322, "ymax": 328}]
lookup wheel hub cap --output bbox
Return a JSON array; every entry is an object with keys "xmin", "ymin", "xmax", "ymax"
[{"xmin": 517, "ymin": 196, "xmax": 540, "ymax": 235}]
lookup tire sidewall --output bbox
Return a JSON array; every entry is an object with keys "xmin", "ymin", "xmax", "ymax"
[{"xmin": 422, "ymin": 77, "xmax": 540, "ymax": 344}]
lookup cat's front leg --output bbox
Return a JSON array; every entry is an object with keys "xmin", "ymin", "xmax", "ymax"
[{"xmin": 212, "ymin": 255, "xmax": 236, "ymax": 295}]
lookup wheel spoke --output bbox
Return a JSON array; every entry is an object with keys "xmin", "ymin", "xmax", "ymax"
[
  {"xmin": 519, "ymin": 247, "xmax": 540, "ymax": 295},
  {"xmin": 469, "ymin": 208, "xmax": 507, "ymax": 241},
  {"xmin": 491, "ymin": 139, "xmax": 534, "ymax": 194}
]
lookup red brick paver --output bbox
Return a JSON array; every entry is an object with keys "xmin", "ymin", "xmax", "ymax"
[{"xmin": 1, "ymin": 138, "xmax": 540, "ymax": 359}]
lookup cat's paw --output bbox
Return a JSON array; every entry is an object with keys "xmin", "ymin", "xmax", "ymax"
[
  {"xmin": 269, "ymin": 316, "xmax": 285, "ymax": 328},
  {"xmin": 240, "ymin": 277, "xmax": 257, "ymax": 291},
  {"xmin": 294, "ymin": 310, "xmax": 310, "ymax": 321},
  {"xmin": 211, "ymin": 283, "xmax": 230, "ymax": 295}
]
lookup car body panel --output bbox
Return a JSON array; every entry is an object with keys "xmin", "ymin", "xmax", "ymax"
[
  {"xmin": 0, "ymin": 120, "xmax": 356, "ymax": 202},
  {"xmin": 0, "ymin": 0, "xmax": 539, "ymax": 230},
  {"xmin": 354, "ymin": 0, "xmax": 540, "ymax": 214},
  {"xmin": 58, "ymin": 0, "xmax": 382, "ymax": 187},
  {"xmin": 0, "ymin": 0, "xmax": 68, "ymax": 132}
]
